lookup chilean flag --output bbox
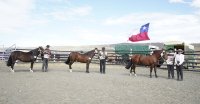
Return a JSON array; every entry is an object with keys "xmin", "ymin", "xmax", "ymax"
[{"xmin": 129, "ymin": 23, "xmax": 150, "ymax": 42}]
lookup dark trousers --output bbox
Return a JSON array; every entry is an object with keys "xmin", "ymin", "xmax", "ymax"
[
  {"xmin": 42, "ymin": 58, "xmax": 48, "ymax": 72},
  {"xmin": 100, "ymin": 59, "xmax": 106, "ymax": 74},
  {"xmin": 176, "ymin": 64, "xmax": 183, "ymax": 80},
  {"xmin": 167, "ymin": 65, "xmax": 174, "ymax": 78}
]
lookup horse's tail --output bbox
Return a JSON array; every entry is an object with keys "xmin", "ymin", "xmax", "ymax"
[
  {"xmin": 65, "ymin": 55, "xmax": 70, "ymax": 64},
  {"xmin": 7, "ymin": 55, "xmax": 12, "ymax": 66},
  {"xmin": 125, "ymin": 59, "xmax": 133, "ymax": 69}
]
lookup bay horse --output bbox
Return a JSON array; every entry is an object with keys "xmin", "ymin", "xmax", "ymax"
[
  {"xmin": 125, "ymin": 49, "xmax": 167, "ymax": 78},
  {"xmin": 7, "ymin": 47, "xmax": 44, "ymax": 72},
  {"xmin": 65, "ymin": 48, "xmax": 98, "ymax": 73}
]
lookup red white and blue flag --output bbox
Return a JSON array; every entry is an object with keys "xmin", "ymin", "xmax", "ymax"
[{"xmin": 129, "ymin": 23, "xmax": 150, "ymax": 42}]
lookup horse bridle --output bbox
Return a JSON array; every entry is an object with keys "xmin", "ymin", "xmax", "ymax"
[
  {"xmin": 159, "ymin": 51, "xmax": 167, "ymax": 61},
  {"xmin": 38, "ymin": 47, "xmax": 43, "ymax": 54},
  {"xmin": 32, "ymin": 47, "xmax": 43, "ymax": 59}
]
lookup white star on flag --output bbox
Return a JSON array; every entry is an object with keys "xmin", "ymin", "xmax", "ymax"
[{"xmin": 142, "ymin": 26, "xmax": 147, "ymax": 31}]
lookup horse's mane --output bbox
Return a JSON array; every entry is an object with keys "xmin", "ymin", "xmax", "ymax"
[
  {"xmin": 153, "ymin": 50, "xmax": 163, "ymax": 54},
  {"xmin": 83, "ymin": 48, "xmax": 97, "ymax": 56},
  {"xmin": 84, "ymin": 49, "xmax": 95, "ymax": 55},
  {"xmin": 152, "ymin": 50, "xmax": 164, "ymax": 58},
  {"xmin": 28, "ymin": 47, "xmax": 43, "ymax": 54},
  {"xmin": 28, "ymin": 48, "xmax": 38, "ymax": 53}
]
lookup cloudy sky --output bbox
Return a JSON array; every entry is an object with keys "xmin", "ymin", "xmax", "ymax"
[{"xmin": 0, "ymin": 0, "xmax": 200, "ymax": 47}]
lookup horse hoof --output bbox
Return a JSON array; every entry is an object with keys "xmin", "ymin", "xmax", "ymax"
[
  {"xmin": 129, "ymin": 73, "xmax": 132, "ymax": 76},
  {"xmin": 69, "ymin": 70, "xmax": 72, "ymax": 72},
  {"xmin": 30, "ymin": 70, "xmax": 33, "ymax": 73},
  {"xmin": 86, "ymin": 71, "xmax": 89, "ymax": 73},
  {"xmin": 134, "ymin": 74, "xmax": 137, "ymax": 77},
  {"xmin": 10, "ymin": 69, "xmax": 15, "ymax": 72}
]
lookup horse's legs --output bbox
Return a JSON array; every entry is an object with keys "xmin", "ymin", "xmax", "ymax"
[
  {"xmin": 69, "ymin": 61, "xmax": 73, "ymax": 69},
  {"xmin": 69, "ymin": 64, "xmax": 72, "ymax": 69},
  {"xmin": 30, "ymin": 62, "xmax": 34, "ymax": 72},
  {"xmin": 130, "ymin": 66, "xmax": 133, "ymax": 76},
  {"xmin": 69, "ymin": 61, "xmax": 74, "ymax": 72},
  {"xmin": 69, "ymin": 63, "xmax": 72, "ymax": 72},
  {"xmin": 10, "ymin": 60, "xmax": 15, "ymax": 72},
  {"xmin": 86, "ymin": 63, "xmax": 90, "ymax": 73},
  {"xmin": 133, "ymin": 65, "xmax": 137, "ymax": 77},
  {"xmin": 150, "ymin": 66, "xmax": 153, "ymax": 78},
  {"xmin": 154, "ymin": 66, "xmax": 158, "ymax": 78},
  {"xmin": 130, "ymin": 65, "xmax": 136, "ymax": 76}
]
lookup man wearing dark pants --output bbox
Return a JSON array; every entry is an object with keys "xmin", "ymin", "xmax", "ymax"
[
  {"xmin": 166, "ymin": 49, "xmax": 175, "ymax": 79},
  {"xmin": 99, "ymin": 47, "xmax": 107, "ymax": 74},
  {"xmin": 175, "ymin": 49, "xmax": 184, "ymax": 81},
  {"xmin": 42, "ymin": 45, "xmax": 51, "ymax": 72}
]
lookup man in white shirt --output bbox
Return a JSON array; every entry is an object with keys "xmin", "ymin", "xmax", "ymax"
[
  {"xmin": 99, "ymin": 47, "xmax": 107, "ymax": 74},
  {"xmin": 166, "ymin": 49, "xmax": 175, "ymax": 79},
  {"xmin": 175, "ymin": 49, "xmax": 184, "ymax": 81}
]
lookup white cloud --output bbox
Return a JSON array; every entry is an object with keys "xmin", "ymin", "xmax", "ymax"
[
  {"xmin": 72, "ymin": 28, "xmax": 113, "ymax": 44},
  {"xmin": 169, "ymin": 0, "xmax": 200, "ymax": 8},
  {"xmin": 0, "ymin": 0, "xmax": 91, "ymax": 33},
  {"xmin": 103, "ymin": 13, "xmax": 200, "ymax": 43},
  {"xmin": 46, "ymin": 6, "xmax": 92, "ymax": 21},
  {"xmin": 104, "ymin": 14, "xmax": 148, "ymax": 25},
  {"xmin": 190, "ymin": 0, "xmax": 200, "ymax": 8},
  {"xmin": 0, "ymin": 0, "xmax": 35, "ymax": 33},
  {"xmin": 169, "ymin": 0, "xmax": 186, "ymax": 3}
]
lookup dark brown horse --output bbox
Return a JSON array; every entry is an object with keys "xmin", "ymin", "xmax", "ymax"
[
  {"xmin": 65, "ymin": 48, "xmax": 98, "ymax": 73},
  {"xmin": 126, "ymin": 50, "xmax": 167, "ymax": 78},
  {"xmin": 7, "ymin": 47, "xmax": 44, "ymax": 72}
]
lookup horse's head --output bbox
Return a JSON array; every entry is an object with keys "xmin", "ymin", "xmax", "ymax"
[
  {"xmin": 94, "ymin": 48, "xmax": 98, "ymax": 54},
  {"xmin": 161, "ymin": 50, "xmax": 168, "ymax": 61},
  {"xmin": 38, "ymin": 46, "xmax": 44, "ymax": 60},
  {"xmin": 38, "ymin": 46, "xmax": 44, "ymax": 54},
  {"xmin": 153, "ymin": 49, "xmax": 167, "ymax": 60},
  {"xmin": 84, "ymin": 48, "xmax": 99, "ymax": 58}
]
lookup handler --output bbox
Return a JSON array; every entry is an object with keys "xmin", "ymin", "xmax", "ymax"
[
  {"xmin": 42, "ymin": 45, "xmax": 51, "ymax": 72},
  {"xmin": 99, "ymin": 47, "xmax": 107, "ymax": 74},
  {"xmin": 166, "ymin": 48, "xmax": 175, "ymax": 79},
  {"xmin": 175, "ymin": 49, "xmax": 184, "ymax": 81}
]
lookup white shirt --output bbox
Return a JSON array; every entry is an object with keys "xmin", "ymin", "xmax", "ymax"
[
  {"xmin": 99, "ymin": 51, "xmax": 107, "ymax": 60},
  {"xmin": 43, "ymin": 48, "xmax": 51, "ymax": 59},
  {"xmin": 175, "ymin": 54, "xmax": 184, "ymax": 65},
  {"xmin": 166, "ymin": 53, "xmax": 175, "ymax": 65},
  {"xmin": 44, "ymin": 54, "xmax": 50, "ymax": 58}
]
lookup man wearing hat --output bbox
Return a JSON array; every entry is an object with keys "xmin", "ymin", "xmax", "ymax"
[
  {"xmin": 166, "ymin": 48, "xmax": 175, "ymax": 79},
  {"xmin": 175, "ymin": 49, "xmax": 184, "ymax": 81},
  {"xmin": 42, "ymin": 45, "xmax": 51, "ymax": 72}
]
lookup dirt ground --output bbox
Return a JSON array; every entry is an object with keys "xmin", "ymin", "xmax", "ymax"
[{"xmin": 0, "ymin": 61, "xmax": 200, "ymax": 104}]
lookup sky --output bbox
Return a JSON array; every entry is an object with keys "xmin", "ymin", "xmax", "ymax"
[{"xmin": 0, "ymin": 0, "xmax": 200, "ymax": 47}]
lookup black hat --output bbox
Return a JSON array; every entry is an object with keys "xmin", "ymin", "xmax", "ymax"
[
  {"xmin": 168, "ymin": 48, "xmax": 173, "ymax": 51},
  {"xmin": 46, "ymin": 45, "xmax": 50, "ymax": 48},
  {"xmin": 168, "ymin": 48, "xmax": 173, "ymax": 52}
]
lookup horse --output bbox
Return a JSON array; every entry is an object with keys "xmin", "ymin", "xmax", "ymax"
[
  {"xmin": 65, "ymin": 48, "xmax": 98, "ymax": 73},
  {"xmin": 7, "ymin": 47, "xmax": 44, "ymax": 72},
  {"xmin": 125, "ymin": 49, "xmax": 167, "ymax": 78}
]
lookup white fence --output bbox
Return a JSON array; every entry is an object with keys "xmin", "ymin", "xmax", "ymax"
[{"xmin": 0, "ymin": 44, "xmax": 16, "ymax": 61}]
